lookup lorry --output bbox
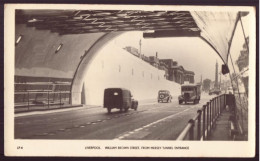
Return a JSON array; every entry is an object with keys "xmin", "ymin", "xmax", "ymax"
[{"xmin": 178, "ymin": 84, "xmax": 201, "ymax": 104}]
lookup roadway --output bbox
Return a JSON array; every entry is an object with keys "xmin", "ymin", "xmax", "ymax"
[{"xmin": 15, "ymin": 94, "xmax": 214, "ymax": 140}]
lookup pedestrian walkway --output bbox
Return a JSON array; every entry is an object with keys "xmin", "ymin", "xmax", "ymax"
[
  {"xmin": 15, "ymin": 103, "xmax": 83, "ymax": 114},
  {"xmin": 208, "ymin": 109, "xmax": 232, "ymax": 140}
]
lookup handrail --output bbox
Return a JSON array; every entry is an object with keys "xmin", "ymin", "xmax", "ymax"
[
  {"xmin": 14, "ymin": 91, "xmax": 78, "ymax": 110},
  {"xmin": 176, "ymin": 94, "xmax": 227, "ymax": 140},
  {"xmin": 15, "ymin": 91, "xmax": 71, "ymax": 94},
  {"xmin": 176, "ymin": 119, "xmax": 194, "ymax": 140}
]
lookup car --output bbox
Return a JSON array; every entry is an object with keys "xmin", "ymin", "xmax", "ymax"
[
  {"xmin": 226, "ymin": 86, "xmax": 233, "ymax": 94},
  {"xmin": 103, "ymin": 88, "xmax": 138, "ymax": 113},
  {"xmin": 178, "ymin": 84, "xmax": 201, "ymax": 104},
  {"xmin": 209, "ymin": 88, "xmax": 221, "ymax": 95},
  {"xmin": 158, "ymin": 90, "xmax": 172, "ymax": 103}
]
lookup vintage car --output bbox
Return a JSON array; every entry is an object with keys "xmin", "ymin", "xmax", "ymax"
[
  {"xmin": 225, "ymin": 86, "xmax": 233, "ymax": 94},
  {"xmin": 178, "ymin": 84, "xmax": 201, "ymax": 104},
  {"xmin": 158, "ymin": 90, "xmax": 172, "ymax": 103},
  {"xmin": 209, "ymin": 88, "xmax": 221, "ymax": 95},
  {"xmin": 104, "ymin": 88, "xmax": 138, "ymax": 113}
]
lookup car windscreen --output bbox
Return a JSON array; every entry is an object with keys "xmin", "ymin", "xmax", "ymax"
[
  {"xmin": 159, "ymin": 91, "xmax": 168, "ymax": 94},
  {"xmin": 181, "ymin": 87, "xmax": 195, "ymax": 91}
]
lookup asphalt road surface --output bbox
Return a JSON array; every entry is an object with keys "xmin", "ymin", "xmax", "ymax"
[{"xmin": 15, "ymin": 94, "xmax": 214, "ymax": 140}]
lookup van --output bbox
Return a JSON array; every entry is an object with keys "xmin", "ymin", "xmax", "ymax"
[{"xmin": 104, "ymin": 88, "xmax": 138, "ymax": 113}]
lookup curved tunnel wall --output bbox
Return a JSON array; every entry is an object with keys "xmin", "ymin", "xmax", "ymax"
[{"xmin": 15, "ymin": 24, "xmax": 106, "ymax": 78}]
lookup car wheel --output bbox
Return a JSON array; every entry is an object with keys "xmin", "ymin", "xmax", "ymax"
[
  {"xmin": 107, "ymin": 108, "xmax": 111, "ymax": 114},
  {"xmin": 124, "ymin": 107, "xmax": 129, "ymax": 112},
  {"xmin": 179, "ymin": 100, "xmax": 182, "ymax": 104}
]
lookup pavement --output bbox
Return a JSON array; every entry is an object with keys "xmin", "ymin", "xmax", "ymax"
[
  {"xmin": 15, "ymin": 103, "xmax": 83, "ymax": 114},
  {"xmin": 208, "ymin": 108, "xmax": 233, "ymax": 141}
]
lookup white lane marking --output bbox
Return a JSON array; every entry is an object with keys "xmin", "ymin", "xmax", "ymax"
[
  {"xmin": 141, "ymin": 102, "xmax": 157, "ymax": 105},
  {"xmin": 114, "ymin": 108, "xmax": 190, "ymax": 140}
]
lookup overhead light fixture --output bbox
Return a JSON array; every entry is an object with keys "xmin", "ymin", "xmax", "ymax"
[
  {"xmin": 55, "ymin": 43, "xmax": 63, "ymax": 53},
  {"xmin": 143, "ymin": 29, "xmax": 201, "ymax": 38},
  {"xmin": 28, "ymin": 18, "xmax": 38, "ymax": 23},
  {"xmin": 27, "ymin": 18, "xmax": 43, "ymax": 23},
  {"xmin": 15, "ymin": 34, "xmax": 23, "ymax": 46}
]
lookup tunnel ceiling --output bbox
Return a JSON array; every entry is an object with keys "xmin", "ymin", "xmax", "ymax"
[{"xmin": 16, "ymin": 10, "xmax": 200, "ymax": 35}]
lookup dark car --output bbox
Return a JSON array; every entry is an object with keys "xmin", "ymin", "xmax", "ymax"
[
  {"xmin": 178, "ymin": 84, "xmax": 201, "ymax": 104},
  {"xmin": 158, "ymin": 90, "xmax": 172, "ymax": 103},
  {"xmin": 104, "ymin": 88, "xmax": 138, "ymax": 113},
  {"xmin": 209, "ymin": 88, "xmax": 221, "ymax": 95}
]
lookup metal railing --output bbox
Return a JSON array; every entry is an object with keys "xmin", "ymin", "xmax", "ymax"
[
  {"xmin": 15, "ymin": 91, "xmax": 73, "ymax": 110},
  {"xmin": 177, "ymin": 94, "xmax": 226, "ymax": 140}
]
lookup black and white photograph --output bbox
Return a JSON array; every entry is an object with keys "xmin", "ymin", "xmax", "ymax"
[{"xmin": 4, "ymin": 4, "xmax": 256, "ymax": 157}]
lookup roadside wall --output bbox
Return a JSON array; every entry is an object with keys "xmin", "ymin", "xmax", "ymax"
[{"xmin": 84, "ymin": 43, "xmax": 181, "ymax": 105}]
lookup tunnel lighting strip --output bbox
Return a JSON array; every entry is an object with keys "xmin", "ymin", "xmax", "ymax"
[
  {"xmin": 15, "ymin": 35, "xmax": 23, "ymax": 46},
  {"xmin": 55, "ymin": 43, "xmax": 63, "ymax": 53}
]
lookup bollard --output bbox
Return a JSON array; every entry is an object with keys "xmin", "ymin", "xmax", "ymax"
[
  {"xmin": 220, "ymin": 95, "xmax": 222, "ymax": 113},
  {"xmin": 224, "ymin": 94, "xmax": 227, "ymax": 110},
  {"xmin": 209, "ymin": 101, "xmax": 212, "ymax": 132},
  {"xmin": 60, "ymin": 91, "xmax": 62, "ymax": 108},
  {"xmin": 207, "ymin": 102, "xmax": 210, "ymax": 136},
  {"xmin": 221, "ymin": 95, "xmax": 224, "ymax": 112},
  {"xmin": 223, "ymin": 95, "xmax": 225, "ymax": 111},
  {"xmin": 48, "ymin": 91, "xmax": 50, "ymax": 109},
  {"xmin": 213, "ymin": 98, "xmax": 216, "ymax": 127},
  {"xmin": 224, "ymin": 94, "xmax": 227, "ymax": 107},
  {"xmin": 215, "ymin": 97, "xmax": 218, "ymax": 117},
  {"xmin": 188, "ymin": 119, "xmax": 195, "ymax": 140},
  {"xmin": 197, "ymin": 110, "xmax": 202, "ymax": 140},
  {"xmin": 212, "ymin": 99, "xmax": 215, "ymax": 129},
  {"xmin": 202, "ymin": 105, "xmax": 206, "ymax": 140},
  {"xmin": 218, "ymin": 96, "xmax": 220, "ymax": 113},
  {"xmin": 222, "ymin": 95, "xmax": 224, "ymax": 111},
  {"xmin": 218, "ymin": 96, "xmax": 220, "ymax": 115},
  {"xmin": 28, "ymin": 91, "xmax": 30, "ymax": 111}
]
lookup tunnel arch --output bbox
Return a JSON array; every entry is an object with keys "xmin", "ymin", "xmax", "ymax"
[
  {"xmin": 14, "ymin": 10, "xmax": 243, "ymax": 106},
  {"xmin": 70, "ymin": 32, "xmax": 123, "ymax": 104}
]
